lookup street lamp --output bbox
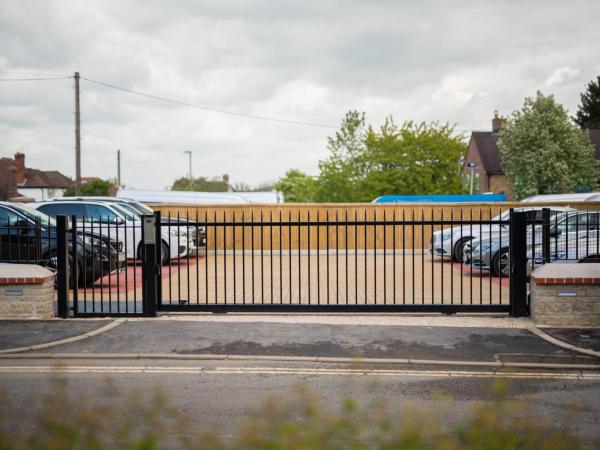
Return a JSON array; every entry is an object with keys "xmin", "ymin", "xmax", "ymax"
[
  {"xmin": 467, "ymin": 162, "xmax": 477, "ymax": 195},
  {"xmin": 183, "ymin": 151, "xmax": 192, "ymax": 184}
]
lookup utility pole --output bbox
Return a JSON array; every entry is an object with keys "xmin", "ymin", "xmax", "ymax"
[
  {"xmin": 117, "ymin": 149, "xmax": 121, "ymax": 187},
  {"xmin": 74, "ymin": 72, "xmax": 82, "ymax": 195},
  {"xmin": 183, "ymin": 151, "xmax": 192, "ymax": 183},
  {"xmin": 467, "ymin": 162, "xmax": 477, "ymax": 195}
]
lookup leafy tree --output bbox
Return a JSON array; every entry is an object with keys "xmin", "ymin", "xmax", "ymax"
[
  {"xmin": 314, "ymin": 111, "xmax": 369, "ymax": 202},
  {"xmin": 361, "ymin": 119, "xmax": 466, "ymax": 198},
  {"xmin": 171, "ymin": 176, "xmax": 230, "ymax": 192},
  {"xmin": 232, "ymin": 182, "xmax": 251, "ymax": 192},
  {"xmin": 64, "ymin": 178, "xmax": 116, "ymax": 196},
  {"xmin": 574, "ymin": 75, "xmax": 600, "ymax": 129},
  {"xmin": 297, "ymin": 110, "xmax": 467, "ymax": 202},
  {"xmin": 273, "ymin": 169, "xmax": 317, "ymax": 202},
  {"xmin": 498, "ymin": 92, "xmax": 599, "ymax": 199}
]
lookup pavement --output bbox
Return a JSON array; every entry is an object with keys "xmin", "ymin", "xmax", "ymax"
[
  {"xmin": 0, "ymin": 320, "xmax": 111, "ymax": 350},
  {"xmin": 0, "ymin": 315, "xmax": 598, "ymax": 364}
]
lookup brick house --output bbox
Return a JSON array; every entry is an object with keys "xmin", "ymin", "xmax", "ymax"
[
  {"xmin": 462, "ymin": 113, "xmax": 600, "ymax": 200},
  {"xmin": 0, "ymin": 153, "xmax": 72, "ymax": 201}
]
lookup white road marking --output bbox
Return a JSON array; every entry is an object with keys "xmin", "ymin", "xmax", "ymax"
[{"xmin": 0, "ymin": 365, "xmax": 597, "ymax": 380}]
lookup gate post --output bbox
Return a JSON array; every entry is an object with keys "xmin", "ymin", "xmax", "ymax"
[
  {"xmin": 509, "ymin": 209, "xmax": 528, "ymax": 317},
  {"xmin": 141, "ymin": 214, "xmax": 160, "ymax": 317},
  {"xmin": 56, "ymin": 215, "xmax": 69, "ymax": 318}
]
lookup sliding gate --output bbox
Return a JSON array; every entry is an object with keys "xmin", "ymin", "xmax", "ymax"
[
  {"xmin": 55, "ymin": 208, "xmax": 546, "ymax": 317},
  {"xmin": 151, "ymin": 209, "xmax": 532, "ymax": 315}
]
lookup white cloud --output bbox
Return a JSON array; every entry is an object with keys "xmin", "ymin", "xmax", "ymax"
[
  {"xmin": 544, "ymin": 66, "xmax": 580, "ymax": 87},
  {"xmin": 1, "ymin": 0, "xmax": 599, "ymax": 188}
]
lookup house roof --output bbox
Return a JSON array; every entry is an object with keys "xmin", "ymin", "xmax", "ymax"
[
  {"xmin": 588, "ymin": 129, "xmax": 600, "ymax": 159},
  {"xmin": 21, "ymin": 168, "xmax": 72, "ymax": 188},
  {"xmin": 470, "ymin": 131, "xmax": 503, "ymax": 175},
  {"xmin": 0, "ymin": 157, "xmax": 72, "ymax": 200},
  {"xmin": 467, "ymin": 128, "xmax": 600, "ymax": 176}
]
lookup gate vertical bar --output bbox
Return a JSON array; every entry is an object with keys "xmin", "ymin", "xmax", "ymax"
[
  {"xmin": 154, "ymin": 211, "xmax": 162, "ymax": 309},
  {"xmin": 56, "ymin": 215, "xmax": 69, "ymax": 318},
  {"xmin": 541, "ymin": 208, "xmax": 551, "ymax": 264},
  {"xmin": 509, "ymin": 209, "xmax": 528, "ymax": 317}
]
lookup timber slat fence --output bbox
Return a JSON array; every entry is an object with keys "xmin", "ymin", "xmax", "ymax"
[{"xmin": 150, "ymin": 202, "xmax": 600, "ymax": 251}]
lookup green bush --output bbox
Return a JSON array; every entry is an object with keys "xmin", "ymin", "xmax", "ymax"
[{"xmin": 0, "ymin": 379, "xmax": 596, "ymax": 449}]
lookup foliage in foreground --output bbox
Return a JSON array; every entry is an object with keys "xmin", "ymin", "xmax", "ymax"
[{"xmin": 0, "ymin": 379, "xmax": 597, "ymax": 450}]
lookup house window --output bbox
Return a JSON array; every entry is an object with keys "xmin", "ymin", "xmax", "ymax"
[{"xmin": 47, "ymin": 188, "xmax": 56, "ymax": 199}]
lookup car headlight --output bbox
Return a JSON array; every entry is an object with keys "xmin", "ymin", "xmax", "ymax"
[
  {"xmin": 479, "ymin": 240, "xmax": 493, "ymax": 252},
  {"xmin": 78, "ymin": 235, "xmax": 106, "ymax": 248},
  {"xmin": 441, "ymin": 230, "xmax": 455, "ymax": 241},
  {"xmin": 170, "ymin": 228, "xmax": 186, "ymax": 237}
]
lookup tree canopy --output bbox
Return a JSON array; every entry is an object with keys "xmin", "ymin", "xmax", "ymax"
[
  {"xmin": 274, "ymin": 111, "xmax": 467, "ymax": 203},
  {"xmin": 498, "ymin": 92, "xmax": 599, "ymax": 199},
  {"xmin": 273, "ymin": 169, "xmax": 317, "ymax": 203},
  {"xmin": 171, "ymin": 176, "xmax": 230, "ymax": 192},
  {"xmin": 574, "ymin": 75, "xmax": 600, "ymax": 129},
  {"xmin": 64, "ymin": 178, "xmax": 116, "ymax": 196}
]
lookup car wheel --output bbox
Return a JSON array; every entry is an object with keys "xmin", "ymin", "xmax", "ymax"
[
  {"xmin": 452, "ymin": 237, "xmax": 471, "ymax": 262},
  {"xmin": 137, "ymin": 241, "xmax": 169, "ymax": 265},
  {"xmin": 492, "ymin": 248, "xmax": 510, "ymax": 277},
  {"xmin": 160, "ymin": 241, "xmax": 169, "ymax": 265}
]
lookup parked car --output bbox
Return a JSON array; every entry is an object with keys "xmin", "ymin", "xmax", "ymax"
[
  {"xmin": 0, "ymin": 202, "xmax": 123, "ymax": 286},
  {"xmin": 464, "ymin": 211, "xmax": 600, "ymax": 276},
  {"xmin": 33, "ymin": 200, "xmax": 188, "ymax": 265},
  {"xmin": 53, "ymin": 196, "xmax": 207, "ymax": 253},
  {"xmin": 429, "ymin": 206, "xmax": 574, "ymax": 262}
]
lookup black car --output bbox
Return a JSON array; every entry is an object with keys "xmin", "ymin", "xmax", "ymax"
[
  {"xmin": 55, "ymin": 196, "xmax": 208, "ymax": 251},
  {"xmin": 0, "ymin": 202, "xmax": 122, "ymax": 286}
]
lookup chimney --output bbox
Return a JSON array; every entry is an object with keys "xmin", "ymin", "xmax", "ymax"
[
  {"xmin": 6, "ymin": 166, "xmax": 18, "ymax": 199},
  {"xmin": 14, "ymin": 152, "xmax": 25, "ymax": 184},
  {"xmin": 491, "ymin": 111, "xmax": 506, "ymax": 133}
]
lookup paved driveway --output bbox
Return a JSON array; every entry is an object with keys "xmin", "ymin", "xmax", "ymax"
[{"xmin": 71, "ymin": 253, "xmax": 509, "ymax": 311}]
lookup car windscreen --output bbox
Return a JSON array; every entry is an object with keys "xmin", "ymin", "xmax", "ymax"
[
  {"xmin": 13, "ymin": 204, "xmax": 56, "ymax": 227},
  {"xmin": 116, "ymin": 202, "xmax": 143, "ymax": 217},
  {"xmin": 131, "ymin": 201, "xmax": 153, "ymax": 215},
  {"xmin": 109, "ymin": 203, "xmax": 137, "ymax": 221}
]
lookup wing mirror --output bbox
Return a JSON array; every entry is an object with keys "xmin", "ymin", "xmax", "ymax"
[{"xmin": 549, "ymin": 227, "xmax": 561, "ymax": 237}]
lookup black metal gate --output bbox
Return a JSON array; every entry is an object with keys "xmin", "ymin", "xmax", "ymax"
[{"xmin": 51, "ymin": 207, "xmax": 568, "ymax": 318}]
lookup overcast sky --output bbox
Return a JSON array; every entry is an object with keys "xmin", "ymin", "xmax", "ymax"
[{"xmin": 1, "ymin": 0, "xmax": 599, "ymax": 190}]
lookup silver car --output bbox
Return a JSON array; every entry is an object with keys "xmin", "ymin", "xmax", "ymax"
[
  {"xmin": 428, "ymin": 207, "xmax": 574, "ymax": 262},
  {"xmin": 463, "ymin": 211, "xmax": 600, "ymax": 276}
]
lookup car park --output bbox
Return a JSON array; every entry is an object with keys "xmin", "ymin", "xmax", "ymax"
[
  {"xmin": 0, "ymin": 202, "xmax": 123, "ymax": 286},
  {"xmin": 33, "ymin": 200, "xmax": 189, "ymax": 265},
  {"xmin": 429, "ymin": 206, "xmax": 574, "ymax": 261}
]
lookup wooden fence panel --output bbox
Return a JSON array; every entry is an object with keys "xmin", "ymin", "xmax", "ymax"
[{"xmin": 151, "ymin": 202, "xmax": 600, "ymax": 251}]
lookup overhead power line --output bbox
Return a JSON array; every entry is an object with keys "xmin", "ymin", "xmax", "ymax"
[
  {"xmin": 0, "ymin": 76, "xmax": 73, "ymax": 81},
  {"xmin": 81, "ymin": 76, "xmax": 338, "ymax": 129}
]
